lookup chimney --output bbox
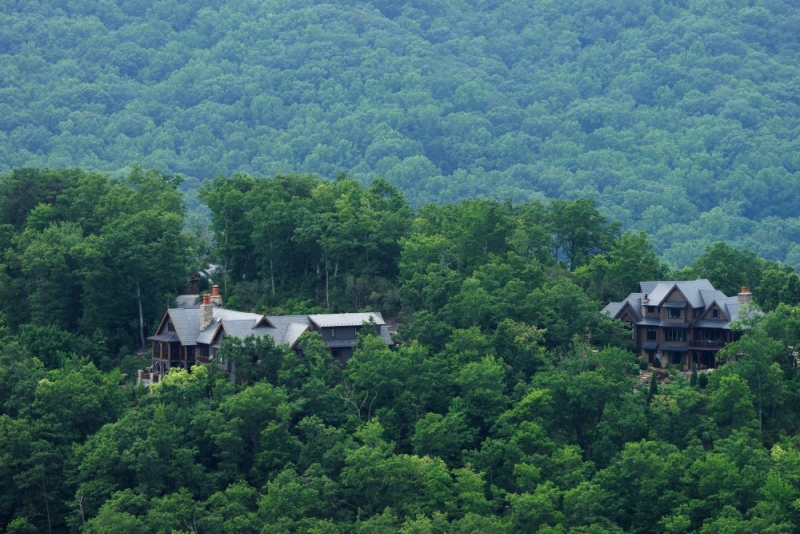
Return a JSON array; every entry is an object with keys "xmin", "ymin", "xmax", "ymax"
[
  {"xmin": 210, "ymin": 284, "xmax": 223, "ymax": 307},
  {"xmin": 200, "ymin": 294, "xmax": 213, "ymax": 331},
  {"xmin": 642, "ymin": 294, "xmax": 649, "ymax": 316},
  {"xmin": 738, "ymin": 286, "xmax": 752, "ymax": 305}
]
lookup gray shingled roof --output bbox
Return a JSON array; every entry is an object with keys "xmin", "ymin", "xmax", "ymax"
[
  {"xmin": 696, "ymin": 290, "xmax": 732, "ymax": 320},
  {"xmin": 161, "ymin": 308, "xmax": 393, "ymax": 348},
  {"xmin": 607, "ymin": 279, "xmax": 761, "ymax": 328},
  {"xmin": 197, "ymin": 319, "xmax": 221, "ymax": 345},
  {"xmin": 724, "ymin": 297, "xmax": 750, "ymax": 323},
  {"xmin": 309, "ymin": 312, "xmax": 386, "ymax": 328},
  {"xmin": 166, "ymin": 308, "xmax": 201, "ymax": 346},
  {"xmin": 221, "ymin": 320, "xmax": 274, "ymax": 341},
  {"xmin": 379, "ymin": 325, "xmax": 394, "ymax": 346},
  {"xmin": 639, "ymin": 279, "xmax": 715, "ymax": 308},
  {"xmin": 176, "ymin": 295, "xmax": 201, "ymax": 308},
  {"xmin": 602, "ymin": 294, "xmax": 644, "ymax": 321},
  {"xmin": 282, "ymin": 323, "xmax": 310, "ymax": 347}
]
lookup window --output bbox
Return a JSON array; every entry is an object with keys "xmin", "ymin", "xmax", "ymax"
[
  {"xmin": 647, "ymin": 327, "xmax": 657, "ymax": 340},
  {"xmin": 665, "ymin": 328, "xmax": 685, "ymax": 342},
  {"xmin": 668, "ymin": 308, "xmax": 682, "ymax": 319},
  {"xmin": 330, "ymin": 328, "xmax": 336, "ymax": 339},
  {"xmin": 647, "ymin": 306, "xmax": 656, "ymax": 313},
  {"xmin": 166, "ymin": 322, "xmax": 174, "ymax": 332},
  {"xmin": 712, "ymin": 309, "xmax": 719, "ymax": 318}
]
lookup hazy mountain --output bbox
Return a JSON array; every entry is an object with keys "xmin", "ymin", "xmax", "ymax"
[{"xmin": 1, "ymin": 0, "xmax": 799, "ymax": 266}]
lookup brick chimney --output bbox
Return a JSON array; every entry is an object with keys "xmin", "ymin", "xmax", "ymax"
[
  {"xmin": 738, "ymin": 286, "xmax": 752, "ymax": 305},
  {"xmin": 210, "ymin": 284, "xmax": 223, "ymax": 307},
  {"xmin": 200, "ymin": 294, "xmax": 213, "ymax": 331}
]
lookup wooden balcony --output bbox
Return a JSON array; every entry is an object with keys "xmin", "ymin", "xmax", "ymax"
[
  {"xmin": 195, "ymin": 355, "xmax": 212, "ymax": 364},
  {"xmin": 689, "ymin": 339, "xmax": 725, "ymax": 349}
]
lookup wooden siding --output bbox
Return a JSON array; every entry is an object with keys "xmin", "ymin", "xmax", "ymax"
[
  {"xmin": 701, "ymin": 303, "xmax": 727, "ymax": 321},
  {"xmin": 324, "ymin": 326, "xmax": 357, "ymax": 339},
  {"xmin": 664, "ymin": 287, "xmax": 688, "ymax": 302}
]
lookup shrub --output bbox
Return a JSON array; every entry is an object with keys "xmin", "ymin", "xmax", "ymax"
[{"xmin": 698, "ymin": 372, "xmax": 709, "ymax": 389}]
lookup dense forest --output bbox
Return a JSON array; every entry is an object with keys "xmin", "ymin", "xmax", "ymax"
[
  {"xmin": 2, "ymin": 0, "xmax": 800, "ymax": 266},
  {"xmin": 5, "ymin": 168, "xmax": 800, "ymax": 532}
]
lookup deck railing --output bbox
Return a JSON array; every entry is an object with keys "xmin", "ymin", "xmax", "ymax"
[{"xmin": 689, "ymin": 339, "xmax": 725, "ymax": 348}]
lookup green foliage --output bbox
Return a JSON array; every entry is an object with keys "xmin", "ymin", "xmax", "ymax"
[
  {"xmin": 0, "ymin": 167, "xmax": 193, "ymax": 355},
  {"xmin": 647, "ymin": 372, "xmax": 658, "ymax": 404},
  {"xmin": 199, "ymin": 173, "xmax": 412, "ymax": 312},
  {"xmin": 699, "ymin": 372, "xmax": 709, "ymax": 390},
  {"xmin": 3, "ymin": 0, "xmax": 800, "ymax": 267},
  {"xmin": 5, "ymin": 167, "xmax": 800, "ymax": 532}
]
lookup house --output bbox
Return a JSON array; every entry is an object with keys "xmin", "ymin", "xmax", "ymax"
[
  {"xmin": 141, "ymin": 285, "xmax": 393, "ymax": 384},
  {"xmin": 601, "ymin": 279, "xmax": 758, "ymax": 370}
]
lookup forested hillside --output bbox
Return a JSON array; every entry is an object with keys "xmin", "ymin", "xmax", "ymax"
[
  {"xmin": 6, "ymin": 168, "xmax": 800, "ymax": 532},
  {"xmin": 2, "ymin": 0, "xmax": 800, "ymax": 266}
]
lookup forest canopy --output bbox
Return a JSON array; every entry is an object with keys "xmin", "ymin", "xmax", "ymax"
[
  {"xmin": 1, "ymin": 0, "xmax": 800, "ymax": 267},
  {"xmin": 3, "ymin": 168, "xmax": 800, "ymax": 532}
]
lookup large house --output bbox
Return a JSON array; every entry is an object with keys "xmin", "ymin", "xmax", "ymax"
[
  {"xmin": 142, "ymin": 285, "xmax": 393, "ymax": 384},
  {"xmin": 601, "ymin": 279, "xmax": 757, "ymax": 370}
]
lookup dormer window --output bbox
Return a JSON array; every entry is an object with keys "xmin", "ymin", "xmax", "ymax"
[
  {"xmin": 647, "ymin": 306, "xmax": 656, "ymax": 313},
  {"xmin": 668, "ymin": 308, "xmax": 682, "ymax": 319},
  {"xmin": 712, "ymin": 309, "xmax": 719, "ymax": 318},
  {"xmin": 167, "ymin": 322, "xmax": 174, "ymax": 332}
]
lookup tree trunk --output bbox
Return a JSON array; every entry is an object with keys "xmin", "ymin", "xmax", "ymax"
[
  {"xmin": 270, "ymin": 259, "xmax": 275, "ymax": 296},
  {"xmin": 41, "ymin": 479, "xmax": 52, "ymax": 534},
  {"xmin": 136, "ymin": 275, "xmax": 145, "ymax": 348},
  {"xmin": 269, "ymin": 239, "xmax": 275, "ymax": 296}
]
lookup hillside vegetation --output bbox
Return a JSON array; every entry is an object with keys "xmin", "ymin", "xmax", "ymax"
[
  {"xmin": 2, "ymin": 0, "xmax": 800, "ymax": 266},
  {"xmin": 5, "ymin": 169, "xmax": 800, "ymax": 532}
]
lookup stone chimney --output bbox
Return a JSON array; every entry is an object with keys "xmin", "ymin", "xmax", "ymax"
[
  {"xmin": 738, "ymin": 286, "xmax": 752, "ymax": 305},
  {"xmin": 200, "ymin": 294, "xmax": 213, "ymax": 331},
  {"xmin": 210, "ymin": 284, "xmax": 223, "ymax": 307},
  {"xmin": 642, "ymin": 294, "xmax": 649, "ymax": 316}
]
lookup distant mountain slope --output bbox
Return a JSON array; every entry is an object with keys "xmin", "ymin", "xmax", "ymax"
[{"xmin": 1, "ymin": 0, "xmax": 799, "ymax": 266}]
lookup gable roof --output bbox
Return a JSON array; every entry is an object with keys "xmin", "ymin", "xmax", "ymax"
[
  {"xmin": 601, "ymin": 293, "xmax": 643, "ymax": 321},
  {"xmin": 282, "ymin": 323, "xmax": 311, "ymax": 347},
  {"xmin": 153, "ymin": 308, "xmax": 393, "ymax": 349},
  {"xmin": 605, "ymin": 279, "xmax": 761, "ymax": 328},
  {"xmin": 639, "ymin": 279, "xmax": 715, "ymax": 308}
]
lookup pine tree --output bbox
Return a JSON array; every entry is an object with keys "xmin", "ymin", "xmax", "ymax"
[
  {"xmin": 698, "ymin": 372, "xmax": 709, "ymax": 390},
  {"xmin": 646, "ymin": 372, "xmax": 658, "ymax": 404}
]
